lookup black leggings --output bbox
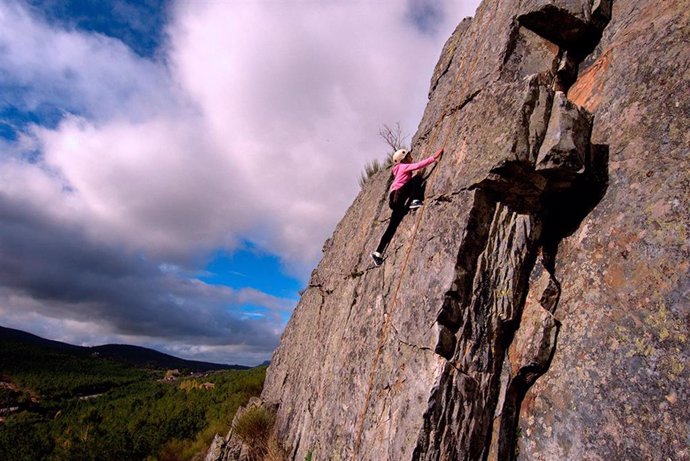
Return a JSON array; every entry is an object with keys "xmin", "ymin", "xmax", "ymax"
[{"xmin": 375, "ymin": 175, "xmax": 425, "ymax": 254}]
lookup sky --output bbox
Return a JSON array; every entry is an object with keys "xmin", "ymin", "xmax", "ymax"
[{"xmin": 0, "ymin": 0, "xmax": 480, "ymax": 366}]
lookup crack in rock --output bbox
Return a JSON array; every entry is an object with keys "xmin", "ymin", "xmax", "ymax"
[{"xmin": 416, "ymin": 5, "xmax": 611, "ymax": 456}]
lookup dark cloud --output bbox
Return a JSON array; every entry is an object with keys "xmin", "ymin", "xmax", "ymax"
[
  {"xmin": 406, "ymin": 0, "xmax": 446, "ymax": 35},
  {"xmin": 0, "ymin": 191, "xmax": 288, "ymax": 352}
]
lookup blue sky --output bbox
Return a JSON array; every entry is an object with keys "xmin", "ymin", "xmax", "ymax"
[
  {"xmin": 200, "ymin": 244, "xmax": 302, "ymax": 324},
  {"xmin": 25, "ymin": 0, "xmax": 168, "ymax": 57},
  {"xmin": 0, "ymin": 0, "xmax": 478, "ymax": 365}
]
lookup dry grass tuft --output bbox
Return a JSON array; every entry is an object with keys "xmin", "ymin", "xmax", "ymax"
[{"xmin": 232, "ymin": 406, "xmax": 288, "ymax": 461}]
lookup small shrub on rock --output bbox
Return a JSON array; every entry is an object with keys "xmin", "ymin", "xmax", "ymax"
[{"xmin": 232, "ymin": 406, "xmax": 275, "ymax": 459}]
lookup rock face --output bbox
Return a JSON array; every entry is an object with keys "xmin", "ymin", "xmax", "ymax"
[{"xmin": 253, "ymin": 0, "xmax": 689, "ymax": 460}]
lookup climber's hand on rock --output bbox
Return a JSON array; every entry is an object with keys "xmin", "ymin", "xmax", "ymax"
[{"xmin": 434, "ymin": 147, "xmax": 444, "ymax": 160}]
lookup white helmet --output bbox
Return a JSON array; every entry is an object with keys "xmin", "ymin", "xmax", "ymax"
[{"xmin": 392, "ymin": 149, "xmax": 409, "ymax": 164}]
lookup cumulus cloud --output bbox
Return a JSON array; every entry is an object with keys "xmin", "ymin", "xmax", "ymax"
[
  {"xmin": 167, "ymin": 0, "xmax": 469, "ymax": 268},
  {"xmin": 8, "ymin": 0, "xmax": 475, "ymax": 270},
  {"xmin": 34, "ymin": 116, "xmax": 249, "ymax": 258},
  {"xmin": 0, "ymin": 0, "xmax": 479, "ymax": 363},
  {"xmin": 0, "ymin": 1, "xmax": 177, "ymax": 122},
  {"xmin": 0, "ymin": 190, "xmax": 290, "ymax": 358}
]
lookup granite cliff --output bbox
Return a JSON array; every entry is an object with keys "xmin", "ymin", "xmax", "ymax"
[{"xmin": 209, "ymin": 0, "xmax": 689, "ymax": 459}]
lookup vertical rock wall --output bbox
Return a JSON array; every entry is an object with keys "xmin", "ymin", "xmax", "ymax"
[
  {"xmin": 257, "ymin": 0, "xmax": 689, "ymax": 460},
  {"xmin": 517, "ymin": 0, "xmax": 690, "ymax": 459}
]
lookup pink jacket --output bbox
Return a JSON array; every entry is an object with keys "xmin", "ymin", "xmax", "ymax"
[{"xmin": 390, "ymin": 155, "xmax": 436, "ymax": 191}]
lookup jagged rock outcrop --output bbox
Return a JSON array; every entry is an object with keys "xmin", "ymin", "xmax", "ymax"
[
  {"xmin": 211, "ymin": 0, "xmax": 688, "ymax": 459},
  {"xmin": 205, "ymin": 397, "xmax": 265, "ymax": 461}
]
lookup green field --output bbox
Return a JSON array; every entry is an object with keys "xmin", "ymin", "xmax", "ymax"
[{"xmin": 0, "ymin": 331, "xmax": 265, "ymax": 461}]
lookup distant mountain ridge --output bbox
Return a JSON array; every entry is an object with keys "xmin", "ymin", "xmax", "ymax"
[
  {"xmin": 90, "ymin": 344, "xmax": 248, "ymax": 371},
  {"xmin": 0, "ymin": 325, "xmax": 248, "ymax": 371}
]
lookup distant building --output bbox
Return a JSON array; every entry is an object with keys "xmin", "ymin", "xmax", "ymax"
[{"xmin": 164, "ymin": 369, "xmax": 180, "ymax": 381}]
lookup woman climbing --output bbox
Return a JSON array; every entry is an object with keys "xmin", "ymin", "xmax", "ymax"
[{"xmin": 371, "ymin": 146, "xmax": 443, "ymax": 266}]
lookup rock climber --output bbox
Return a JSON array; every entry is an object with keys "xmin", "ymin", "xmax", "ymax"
[{"xmin": 371, "ymin": 147, "xmax": 443, "ymax": 266}]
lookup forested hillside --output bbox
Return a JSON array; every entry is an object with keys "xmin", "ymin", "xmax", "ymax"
[{"xmin": 0, "ymin": 326, "xmax": 265, "ymax": 461}]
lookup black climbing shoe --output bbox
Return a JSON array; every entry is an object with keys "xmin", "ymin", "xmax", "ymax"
[
  {"xmin": 409, "ymin": 199, "xmax": 423, "ymax": 210},
  {"xmin": 371, "ymin": 252, "xmax": 383, "ymax": 266}
]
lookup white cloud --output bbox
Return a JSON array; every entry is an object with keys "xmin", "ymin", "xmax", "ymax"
[
  {"xmin": 35, "ymin": 115, "xmax": 249, "ymax": 258},
  {"xmin": 0, "ymin": 1, "xmax": 176, "ymax": 121},
  {"xmin": 167, "ymin": 1, "xmax": 467, "ymax": 270},
  {"xmin": 2, "ymin": 0, "xmax": 478, "ymax": 273}
]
